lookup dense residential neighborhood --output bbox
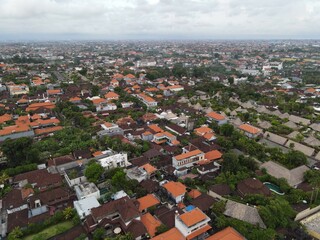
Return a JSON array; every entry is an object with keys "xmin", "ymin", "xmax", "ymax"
[{"xmin": 0, "ymin": 40, "xmax": 320, "ymax": 240}]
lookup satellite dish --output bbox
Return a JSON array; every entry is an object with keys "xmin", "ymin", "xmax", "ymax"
[{"xmin": 114, "ymin": 227, "xmax": 121, "ymax": 234}]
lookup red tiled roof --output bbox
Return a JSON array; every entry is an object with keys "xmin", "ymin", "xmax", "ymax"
[
  {"xmin": 239, "ymin": 124, "xmax": 261, "ymax": 134},
  {"xmin": 206, "ymin": 226, "xmax": 245, "ymax": 240},
  {"xmin": 163, "ymin": 181, "xmax": 187, "ymax": 198},
  {"xmin": 137, "ymin": 194, "xmax": 160, "ymax": 212},
  {"xmin": 175, "ymin": 149, "xmax": 203, "ymax": 161},
  {"xmin": 179, "ymin": 208, "xmax": 207, "ymax": 227},
  {"xmin": 151, "ymin": 227, "xmax": 184, "ymax": 240},
  {"xmin": 206, "ymin": 111, "xmax": 225, "ymax": 120}
]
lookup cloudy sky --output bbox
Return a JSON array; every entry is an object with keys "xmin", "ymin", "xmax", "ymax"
[{"xmin": 1, "ymin": 0, "xmax": 320, "ymax": 40}]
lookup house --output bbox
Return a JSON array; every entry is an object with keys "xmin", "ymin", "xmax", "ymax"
[
  {"xmin": 97, "ymin": 122, "xmax": 124, "ymax": 137},
  {"xmin": 237, "ymin": 178, "xmax": 271, "ymax": 197},
  {"xmin": 74, "ymin": 196, "xmax": 101, "ymax": 219},
  {"xmin": 137, "ymin": 93, "xmax": 158, "ymax": 108},
  {"xmin": 175, "ymin": 207, "xmax": 212, "ymax": 240},
  {"xmin": 64, "ymin": 165, "xmax": 87, "ymax": 187},
  {"xmin": 260, "ymin": 161, "xmax": 309, "ymax": 187},
  {"xmin": 90, "ymin": 196, "xmax": 141, "ymax": 226},
  {"xmin": 162, "ymin": 181, "xmax": 187, "ymax": 203},
  {"xmin": 136, "ymin": 194, "xmax": 160, "ymax": 213},
  {"xmin": 206, "ymin": 226, "xmax": 246, "ymax": 240},
  {"xmin": 95, "ymin": 151, "xmax": 129, "ymax": 169},
  {"xmin": 74, "ymin": 182, "xmax": 100, "ymax": 200},
  {"xmin": 139, "ymin": 163, "xmax": 157, "ymax": 178},
  {"xmin": 206, "ymin": 111, "xmax": 228, "ymax": 125},
  {"xmin": 152, "ymin": 227, "xmax": 184, "ymax": 240},
  {"xmin": 26, "ymin": 102, "xmax": 56, "ymax": 113},
  {"xmin": 238, "ymin": 124, "xmax": 262, "ymax": 138},
  {"xmin": 153, "ymin": 131, "xmax": 180, "ymax": 146},
  {"xmin": 194, "ymin": 126, "xmax": 216, "ymax": 141},
  {"xmin": 0, "ymin": 124, "xmax": 34, "ymax": 141},
  {"xmin": 13, "ymin": 169, "xmax": 62, "ymax": 191},
  {"xmin": 96, "ymin": 102, "xmax": 117, "ymax": 112},
  {"xmin": 172, "ymin": 149, "xmax": 205, "ymax": 171},
  {"xmin": 284, "ymin": 140, "xmax": 315, "ymax": 157},
  {"xmin": 208, "ymin": 184, "xmax": 232, "ymax": 199},
  {"xmin": 7, "ymin": 83, "xmax": 30, "ymax": 96},
  {"xmin": 223, "ymin": 200, "xmax": 266, "ymax": 228},
  {"xmin": 104, "ymin": 92, "xmax": 119, "ymax": 102},
  {"xmin": 191, "ymin": 193, "xmax": 217, "ymax": 212},
  {"xmin": 141, "ymin": 213, "xmax": 161, "ymax": 238}
]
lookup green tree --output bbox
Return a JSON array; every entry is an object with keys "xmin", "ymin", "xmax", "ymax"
[
  {"xmin": 85, "ymin": 161, "xmax": 104, "ymax": 183},
  {"xmin": 91, "ymin": 85, "xmax": 100, "ymax": 96},
  {"xmin": 221, "ymin": 152, "xmax": 239, "ymax": 174},
  {"xmin": 1, "ymin": 137, "xmax": 39, "ymax": 167},
  {"xmin": 8, "ymin": 226, "xmax": 23, "ymax": 240},
  {"xmin": 93, "ymin": 227, "xmax": 106, "ymax": 240},
  {"xmin": 63, "ymin": 206, "xmax": 74, "ymax": 220},
  {"xmin": 219, "ymin": 124, "xmax": 234, "ymax": 137},
  {"xmin": 259, "ymin": 198, "xmax": 296, "ymax": 229}
]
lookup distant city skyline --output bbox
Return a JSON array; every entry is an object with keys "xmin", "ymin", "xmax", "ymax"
[{"xmin": 1, "ymin": 0, "xmax": 320, "ymax": 41}]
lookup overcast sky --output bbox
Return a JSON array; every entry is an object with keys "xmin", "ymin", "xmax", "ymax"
[{"xmin": 1, "ymin": 0, "xmax": 320, "ymax": 40}]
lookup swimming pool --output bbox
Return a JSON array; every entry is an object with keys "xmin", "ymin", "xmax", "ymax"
[{"xmin": 263, "ymin": 182, "xmax": 285, "ymax": 195}]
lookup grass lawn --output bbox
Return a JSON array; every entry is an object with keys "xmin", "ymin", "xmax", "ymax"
[{"xmin": 23, "ymin": 221, "xmax": 74, "ymax": 240}]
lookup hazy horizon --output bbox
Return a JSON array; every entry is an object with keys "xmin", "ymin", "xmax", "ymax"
[{"xmin": 1, "ymin": 0, "xmax": 320, "ymax": 41}]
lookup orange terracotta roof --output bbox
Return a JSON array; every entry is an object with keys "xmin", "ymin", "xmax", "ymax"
[
  {"xmin": 177, "ymin": 202, "xmax": 186, "ymax": 209},
  {"xmin": 175, "ymin": 149, "xmax": 203, "ymax": 161},
  {"xmin": 151, "ymin": 227, "xmax": 184, "ymax": 240},
  {"xmin": 29, "ymin": 118, "xmax": 60, "ymax": 127},
  {"xmin": 306, "ymin": 88, "xmax": 316, "ymax": 93},
  {"xmin": 34, "ymin": 126, "xmax": 63, "ymax": 135},
  {"xmin": 26, "ymin": 102, "xmax": 55, "ymax": 112},
  {"xmin": 145, "ymin": 87, "xmax": 159, "ymax": 92},
  {"xmin": 69, "ymin": 97, "xmax": 81, "ymax": 102},
  {"xmin": 141, "ymin": 163, "xmax": 157, "ymax": 175},
  {"xmin": 91, "ymin": 98, "xmax": 106, "ymax": 105},
  {"xmin": 239, "ymin": 124, "xmax": 261, "ymax": 134},
  {"xmin": 148, "ymin": 124, "xmax": 164, "ymax": 133},
  {"xmin": 139, "ymin": 93, "xmax": 156, "ymax": 103},
  {"xmin": 163, "ymin": 181, "xmax": 187, "ymax": 198},
  {"xmin": 0, "ymin": 124, "xmax": 31, "ymax": 136},
  {"xmin": 125, "ymin": 73, "xmax": 135, "ymax": 79},
  {"xmin": 141, "ymin": 213, "xmax": 161, "ymax": 237},
  {"xmin": 104, "ymin": 92, "xmax": 119, "ymax": 99},
  {"xmin": 179, "ymin": 208, "xmax": 207, "ymax": 227},
  {"xmin": 194, "ymin": 126, "xmax": 213, "ymax": 135},
  {"xmin": 137, "ymin": 194, "xmax": 160, "ymax": 212},
  {"xmin": 17, "ymin": 98, "xmax": 29, "ymax": 104},
  {"xmin": 188, "ymin": 189, "xmax": 202, "ymax": 199},
  {"xmin": 31, "ymin": 114, "xmax": 42, "ymax": 120},
  {"xmin": 186, "ymin": 224, "xmax": 211, "ymax": 240},
  {"xmin": 204, "ymin": 150, "xmax": 222, "ymax": 162},
  {"xmin": 142, "ymin": 131, "xmax": 153, "ymax": 136},
  {"xmin": 203, "ymin": 132, "xmax": 215, "ymax": 140},
  {"xmin": 92, "ymin": 151, "xmax": 103, "ymax": 157},
  {"xmin": 206, "ymin": 226, "xmax": 245, "ymax": 240},
  {"xmin": 171, "ymin": 139, "xmax": 180, "ymax": 146},
  {"xmin": 15, "ymin": 115, "xmax": 30, "ymax": 126},
  {"xmin": 0, "ymin": 114, "xmax": 12, "ymax": 124},
  {"xmin": 47, "ymin": 89, "xmax": 62, "ymax": 95},
  {"xmin": 113, "ymin": 73, "xmax": 124, "ymax": 79},
  {"xmin": 206, "ymin": 111, "xmax": 225, "ymax": 120}
]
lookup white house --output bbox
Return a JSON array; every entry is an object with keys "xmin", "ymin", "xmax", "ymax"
[
  {"xmin": 175, "ymin": 208, "xmax": 211, "ymax": 239},
  {"xmin": 96, "ymin": 151, "xmax": 130, "ymax": 169},
  {"xmin": 162, "ymin": 181, "xmax": 187, "ymax": 203},
  {"xmin": 74, "ymin": 196, "xmax": 100, "ymax": 219},
  {"xmin": 75, "ymin": 182, "xmax": 100, "ymax": 200},
  {"xmin": 172, "ymin": 149, "xmax": 205, "ymax": 170}
]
